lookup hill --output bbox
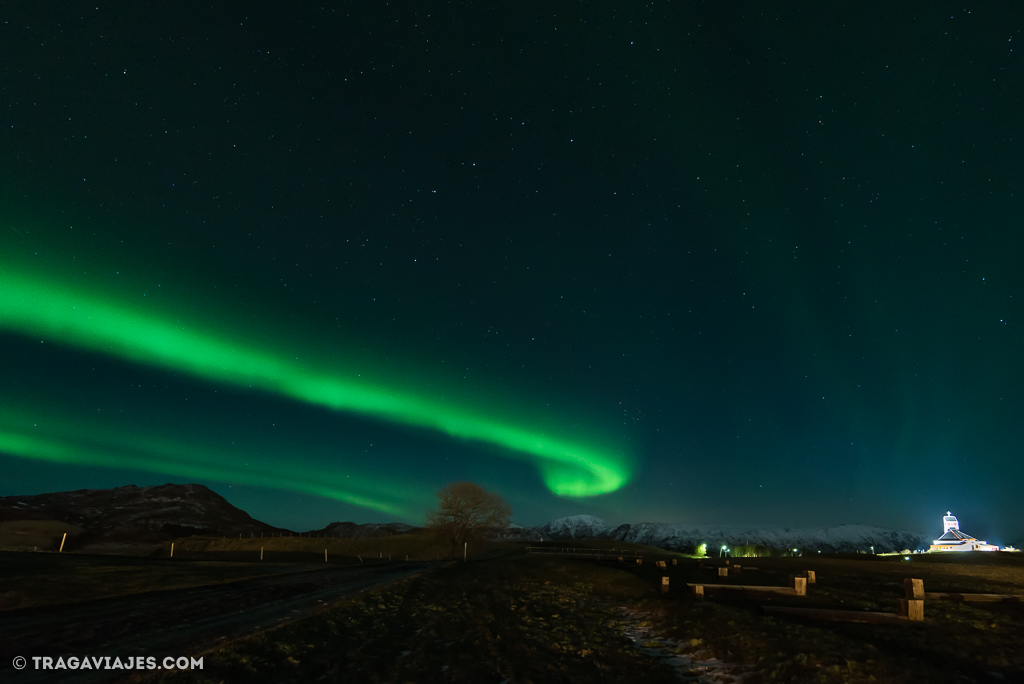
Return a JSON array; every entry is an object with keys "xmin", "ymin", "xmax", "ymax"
[{"xmin": 0, "ymin": 483, "xmax": 286, "ymax": 545}]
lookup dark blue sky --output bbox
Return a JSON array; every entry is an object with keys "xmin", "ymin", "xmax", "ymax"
[{"xmin": 1, "ymin": 3, "xmax": 1021, "ymax": 543}]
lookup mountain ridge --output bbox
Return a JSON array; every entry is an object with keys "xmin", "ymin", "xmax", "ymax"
[
  {"xmin": 1, "ymin": 485, "xmax": 930, "ymax": 552},
  {"xmin": 535, "ymin": 514, "xmax": 929, "ymax": 553}
]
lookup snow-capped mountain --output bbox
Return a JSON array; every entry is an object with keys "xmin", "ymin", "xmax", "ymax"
[
  {"xmin": 535, "ymin": 515, "xmax": 608, "ymax": 540},
  {"xmin": 313, "ymin": 521, "xmax": 420, "ymax": 538},
  {"xmin": 536, "ymin": 515, "xmax": 928, "ymax": 553},
  {"xmin": 489, "ymin": 522, "xmax": 544, "ymax": 542}
]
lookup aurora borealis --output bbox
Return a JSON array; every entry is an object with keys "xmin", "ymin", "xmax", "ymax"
[
  {"xmin": 1, "ymin": 4, "xmax": 1022, "ymax": 540},
  {"xmin": 0, "ymin": 262, "xmax": 632, "ymax": 499}
]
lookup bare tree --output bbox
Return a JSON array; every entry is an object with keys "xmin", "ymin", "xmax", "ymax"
[{"xmin": 426, "ymin": 481, "xmax": 512, "ymax": 559}]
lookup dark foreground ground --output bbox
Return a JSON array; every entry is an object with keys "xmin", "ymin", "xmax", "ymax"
[{"xmin": 2, "ymin": 543, "xmax": 1023, "ymax": 683}]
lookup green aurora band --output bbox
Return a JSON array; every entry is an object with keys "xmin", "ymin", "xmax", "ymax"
[
  {"xmin": 0, "ymin": 264, "xmax": 633, "ymax": 503},
  {"xmin": 0, "ymin": 415, "xmax": 414, "ymax": 516}
]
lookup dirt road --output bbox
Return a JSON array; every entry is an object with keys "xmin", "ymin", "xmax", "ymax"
[{"xmin": 1, "ymin": 561, "xmax": 433, "ymax": 682}]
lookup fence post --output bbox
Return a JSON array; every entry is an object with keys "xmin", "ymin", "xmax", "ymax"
[
  {"xmin": 897, "ymin": 598, "xmax": 924, "ymax": 621},
  {"xmin": 904, "ymin": 578, "xmax": 924, "ymax": 600},
  {"xmin": 661, "ymin": 577, "xmax": 670, "ymax": 593}
]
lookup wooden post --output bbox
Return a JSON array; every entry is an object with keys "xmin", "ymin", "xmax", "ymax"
[
  {"xmin": 731, "ymin": 565, "xmax": 741, "ymax": 575},
  {"xmin": 59, "ymin": 532, "xmax": 67, "ymax": 553},
  {"xmin": 806, "ymin": 570, "xmax": 816, "ymax": 584},
  {"xmin": 618, "ymin": 556, "xmax": 624, "ymax": 563},
  {"xmin": 169, "ymin": 541, "xmax": 174, "ymax": 558},
  {"xmin": 636, "ymin": 558, "xmax": 643, "ymax": 565},
  {"xmin": 656, "ymin": 560, "xmax": 666, "ymax": 568},
  {"xmin": 671, "ymin": 558, "xmax": 678, "ymax": 566},
  {"xmin": 325, "ymin": 549, "xmax": 328, "ymax": 563},
  {"xmin": 661, "ymin": 576, "xmax": 670, "ymax": 593},
  {"xmin": 260, "ymin": 546, "xmax": 263, "ymax": 561},
  {"xmin": 897, "ymin": 599, "xmax": 924, "ymax": 621},
  {"xmin": 692, "ymin": 584, "xmax": 705, "ymax": 599},
  {"xmin": 718, "ymin": 567, "xmax": 729, "ymax": 578},
  {"xmin": 905, "ymin": 578, "xmax": 924, "ymax": 600},
  {"xmin": 464, "ymin": 542, "xmax": 467, "ymax": 562},
  {"xmin": 790, "ymin": 576, "xmax": 807, "ymax": 596}
]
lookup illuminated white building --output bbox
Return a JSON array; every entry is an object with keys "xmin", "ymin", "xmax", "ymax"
[{"xmin": 928, "ymin": 512, "xmax": 999, "ymax": 552}]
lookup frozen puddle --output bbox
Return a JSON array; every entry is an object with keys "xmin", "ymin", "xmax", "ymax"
[{"xmin": 619, "ymin": 609, "xmax": 748, "ymax": 683}]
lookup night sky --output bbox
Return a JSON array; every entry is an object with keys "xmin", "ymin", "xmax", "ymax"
[{"xmin": 2, "ymin": 4, "xmax": 1021, "ymax": 542}]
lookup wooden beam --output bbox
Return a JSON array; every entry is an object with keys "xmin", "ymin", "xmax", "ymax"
[
  {"xmin": 763, "ymin": 606, "xmax": 910, "ymax": 624},
  {"xmin": 925, "ymin": 592, "xmax": 1024, "ymax": 603},
  {"xmin": 686, "ymin": 583, "xmax": 802, "ymax": 596}
]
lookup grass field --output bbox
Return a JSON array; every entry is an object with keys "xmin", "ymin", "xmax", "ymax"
[
  {"xmin": 0, "ymin": 519, "xmax": 88, "ymax": 550},
  {"xmin": 0, "ymin": 551, "xmax": 312, "ymax": 611},
  {"xmin": 0, "ymin": 532, "xmax": 513, "ymax": 611},
  {"xmin": 145, "ymin": 547, "xmax": 1024, "ymax": 683},
  {"xmin": 6, "ymin": 540, "xmax": 1023, "ymax": 682}
]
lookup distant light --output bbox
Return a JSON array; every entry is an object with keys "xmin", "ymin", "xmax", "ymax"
[{"xmin": 904, "ymin": 556, "xmax": 910, "ymax": 561}]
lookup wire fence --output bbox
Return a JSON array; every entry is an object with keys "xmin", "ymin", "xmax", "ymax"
[{"xmin": 525, "ymin": 546, "xmax": 643, "ymax": 560}]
